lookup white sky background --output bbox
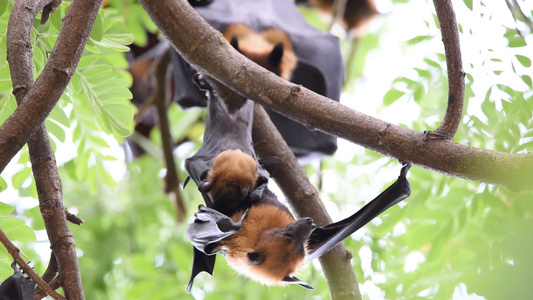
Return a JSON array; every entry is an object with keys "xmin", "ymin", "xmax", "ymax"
[{"xmin": 1, "ymin": 0, "xmax": 533, "ymax": 299}]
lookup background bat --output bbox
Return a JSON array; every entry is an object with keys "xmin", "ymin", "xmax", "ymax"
[
  {"xmin": 171, "ymin": 0, "xmax": 344, "ymax": 157},
  {"xmin": 0, "ymin": 262, "xmax": 36, "ymax": 300}
]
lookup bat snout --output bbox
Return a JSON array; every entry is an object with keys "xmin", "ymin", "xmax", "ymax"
[{"xmin": 285, "ymin": 218, "xmax": 315, "ymax": 245}]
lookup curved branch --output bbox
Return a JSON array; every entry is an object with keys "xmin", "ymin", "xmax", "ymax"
[
  {"xmin": 0, "ymin": 227, "xmax": 65, "ymax": 300},
  {"xmin": 0, "ymin": 0, "xmax": 102, "ymax": 174},
  {"xmin": 429, "ymin": 0, "xmax": 465, "ymax": 139},
  {"xmin": 140, "ymin": 0, "xmax": 533, "ymax": 192}
]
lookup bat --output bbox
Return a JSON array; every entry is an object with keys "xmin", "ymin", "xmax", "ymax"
[
  {"xmin": 171, "ymin": 0, "xmax": 344, "ymax": 157},
  {"xmin": 184, "ymin": 76, "xmax": 412, "ymax": 291},
  {"xmin": 0, "ymin": 262, "xmax": 36, "ymax": 300}
]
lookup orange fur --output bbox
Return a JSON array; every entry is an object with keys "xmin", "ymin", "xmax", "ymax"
[
  {"xmin": 220, "ymin": 205, "xmax": 307, "ymax": 285},
  {"xmin": 207, "ymin": 149, "xmax": 258, "ymax": 202},
  {"xmin": 223, "ymin": 24, "xmax": 297, "ymax": 80}
]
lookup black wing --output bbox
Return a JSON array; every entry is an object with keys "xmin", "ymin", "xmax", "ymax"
[
  {"xmin": 305, "ymin": 164, "xmax": 411, "ymax": 263},
  {"xmin": 186, "ymin": 206, "xmax": 249, "ymax": 292},
  {"xmin": 0, "ymin": 262, "xmax": 36, "ymax": 300}
]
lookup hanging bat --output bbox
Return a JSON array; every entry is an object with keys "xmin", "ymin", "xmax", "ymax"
[
  {"xmin": 184, "ymin": 76, "xmax": 412, "ymax": 291},
  {"xmin": 171, "ymin": 0, "xmax": 344, "ymax": 157},
  {"xmin": 0, "ymin": 262, "xmax": 36, "ymax": 300},
  {"xmin": 187, "ymin": 162, "xmax": 411, "ymax": 291}
]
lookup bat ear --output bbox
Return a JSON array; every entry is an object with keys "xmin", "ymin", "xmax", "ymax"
[
  {"xmin": 246, "ymin": 252, "xmax": 264, "ymax": 265},
  {"xmin": 198, "ymin": 180, "xmax": 214, "ymax": 193},
  {"xmin": 230, "ymin": 35, "xmax": 240, "ymax": 52},
  {"xmin": 281, "ymin": 276, "xmax": 313, "ymax": 289},
  {"xmin": 269, "ymin": 42, "xmax": 284, "ymax": 66},
  {"xmin": 258, "ymin": 156, "xmax": 283, "ymax": 167}
]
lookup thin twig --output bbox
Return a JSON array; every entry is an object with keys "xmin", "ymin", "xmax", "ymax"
[
  {"xmin": 0, "ymin": 227, "xmax": 65, "ymax": 300},
  {"xmin": 42, "ymin": 252, "xmax": 59, "ymax": 283},
  {"xmin": 428, "ymin": 0, "xmax": 465, "ymax": 139},
  {"xmin": 153, "ymin": 49, "xmax": 187, "ymax": 223},
  {"xmin": 35, "ymin": 276, "xmax": 62, "ymax": 300},
  {"xmin": 65, "ymin": 209, "xmax": 84, "ymax": 225}
]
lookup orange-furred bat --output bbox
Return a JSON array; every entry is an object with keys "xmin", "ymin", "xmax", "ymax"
[{"xmin": 185, "ymin": 76, "xmax": 411, "ymax": 291}]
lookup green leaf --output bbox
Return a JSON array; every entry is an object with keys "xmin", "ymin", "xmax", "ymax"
[
  {"xmin": 45, "ymin": 119, "xmax": 66, "ymax": 142},
  {"xmin": 96, "ymin": 164, "xmax": 116, "ymax": 188},
  {"xmin": 49, "ymin": 5, "xmax": 62, "ymax": 31},
  {"xmin": 424, "ymin": 58, "xmax": 440, "ymax": 68},
  {"xmin": 464, "ymin": 0, "xmax": 473, "ymax": 10},
  {"xmin": 505, "ymin": 29, "xmax": 526, "ymax": 48},
  {"xmin": 0, "ymin": 216, "xmax": 36, "ymax": 242},
  {"xmin": 515, "ymin": 55, "xmax": 531, "ymax": 67},
  {"xmin": 12, "ymin": 168, "xmax": 31, "ymax": 189},
  {"xmin": 522, "ymin": 75, "xmax": 532, "ymax": 88},
  {"xmin": 383, "ymin": 89, "xmax": 405, "ymax": 105},
  {"xmin": 49, "ymin": 105, "xmax": 70, "ymax": 128},
  {"xmin": 0, "ymin": 0, "xmax": 7, "ymax": 18},
  {"xmin": 90, "ymin": 12, "xmax": 104, "ymax": 42},
  {"xmin": 406, "ymin": 35, "xmax": 434, "ymax": 45},
  {"xmin": 0, "ymin": 202, "xmax": 11, "ymax": 215},
  {"xmin": 0, "ymin": 177, "xmax": 6, "ymax": 193}
]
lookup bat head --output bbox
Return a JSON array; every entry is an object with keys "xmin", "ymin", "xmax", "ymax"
[
  {"xmin": 222, "ymin": 205, "xmax": 315, "ymax": 287},
  {"xmin": 200, "ymin": 149, "xmax": 258, "ymax": 202},
  {"xmin": 224, "ymin": 24, "xmax": 297, "ymax": 80},
  {"xmin": 246, "ymin": 217, "xmax": 315, "ymax": 283}
]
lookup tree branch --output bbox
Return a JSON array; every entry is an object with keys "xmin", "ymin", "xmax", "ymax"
[
  {"xmin": 252, "ymin": 106, "xmax": 361, "ymax": 300},
  {"xmin": 428, "ymin": 0, "xmax": 465, "ymax": 139},
  {"xmin": 153, "ymin": 49, "xmax": 187, "ymax": 223},
  {"xmin": 5, "ymin": 1, "xmax": 101, "ymax": 298},
  {"xmin": 140, "ymin": 0, "xmax": 533, "ymax": 191},
  {"xmin": 0, "ymin": 227, "xmax": 65, "ymax": 300},
  {"xmin": 0, "ymin": 0, "xmax": 102, "ymax": 174}
]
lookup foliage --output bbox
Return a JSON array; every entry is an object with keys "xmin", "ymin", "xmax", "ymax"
[{"xmin": 0, "ymin": 0, "xmax": 532, "ymax": 300}]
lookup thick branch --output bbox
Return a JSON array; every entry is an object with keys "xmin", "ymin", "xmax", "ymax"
[
  {"xmin": 252, "ymin": 106, "xmax": 361, "ymax": 300},
  {"xmin": 0, "ymin": 0, "xmax": 102, "ymax": 174},
  {"xmin": 430, "ymin": 0, "xmax": 465, "ymax": 139},
  {"xmin": 153, "ymin": 49, "xmax": 187, "ymax": 223},
  {"xmin": 140, "ymin": 0, "xmax": 533, "ymax": 191},
  {"xmin": 0, "ymin": 227, "xmax": 65, "ymax": 300}
]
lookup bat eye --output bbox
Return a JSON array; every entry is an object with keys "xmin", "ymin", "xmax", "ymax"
[
  {"xmin": 284, "ymin": 233, "xmax": 294, "ymax": 240},
  {"xmin": 247, "ymin": 252, "xmax": 264, "ymax": 265}
]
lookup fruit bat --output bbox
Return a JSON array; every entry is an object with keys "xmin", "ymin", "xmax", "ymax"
[
  {"xmin": 171, "ymin": 0, "xmax": 344, "ymax": 157},
  {"xmin": 184, "ymin": 76, "xmax": 412, "ymax": 291},
  {"xmin": 0, "ymin": 262, "xmax": 36, "ymax": 300}
]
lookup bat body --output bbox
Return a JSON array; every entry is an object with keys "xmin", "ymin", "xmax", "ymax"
[
  {"xmin": 185, "ymin": 81, "xmax": 314, "ymax": 290},
  {"xmin": 0, "ymin": 262, "xmax": 36, "ymax": 300}
]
